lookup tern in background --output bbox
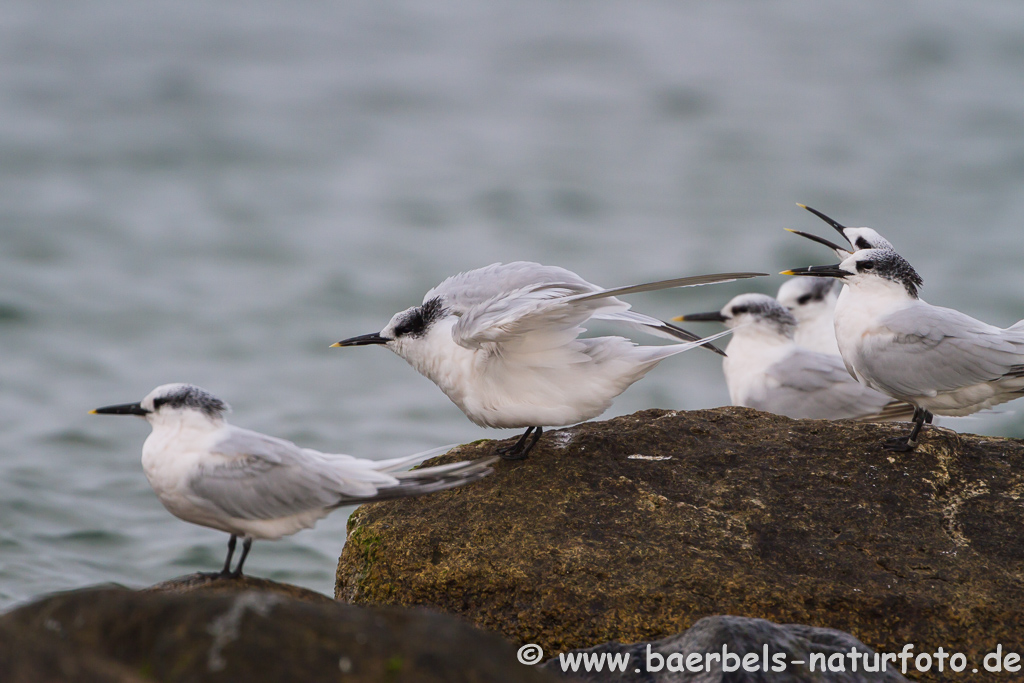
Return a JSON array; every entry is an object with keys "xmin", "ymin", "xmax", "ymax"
[
  {"xmin": 775, "ymin": 277, "xmax": 842, "ymax": 356},
  {"xmin": 785, "ymin": 204, "xmax": 896, "ymax": 257},
  {"xmin": 334, "ymin": 261, "xmax": 766, "ymax": 459},
  {"xmin": 92, "ymin": 383, "xmax": 494, "ymax": 577},
  {"xmin": 675, "ymin": 293, "xmax": 913, "ymax": 421},
  {"xmin": 784, "ymin": 249, "xmax": 1024, "ymax": 450}
]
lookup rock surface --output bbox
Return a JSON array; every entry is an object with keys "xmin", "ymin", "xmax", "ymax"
[
  {"xmin": 541, "ymin": 615, "xmax": 908, "ymax": 682},
  {"xmin": 336, "ymin": 407, "xmax": 1024, "ymax": 676},
  {"xmin": 0, "ymin": 586, "xmax": 558, "ymax": 683},
  {"xmin": 145, "ymin": 572, "xmax": 336, "ymax": 604}
]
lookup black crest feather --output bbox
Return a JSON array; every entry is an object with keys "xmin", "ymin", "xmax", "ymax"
[{"xmin": 152, "ymin": 385, "xmax": 229, "ymax": 417}]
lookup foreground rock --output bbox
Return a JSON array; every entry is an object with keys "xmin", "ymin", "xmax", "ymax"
[
  {"xmin": 542, "ymin": 616, "xmax": 908, "ymax": 682},
  {"xmin": 337, "ymin": 407, "xmax": 1024, "ymax": 672},
  {"xmin": 145, "ymin": 572, "xmax": 336, "ymax": 604},
  {"xmin": 0, "ymin": 586, "xmax": 558, "ymax": 683}
]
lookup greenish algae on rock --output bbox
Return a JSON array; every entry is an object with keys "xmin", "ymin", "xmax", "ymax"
[{"xmin": 336, "ymin": 407, "xmax": 1024, "ymax": 676}]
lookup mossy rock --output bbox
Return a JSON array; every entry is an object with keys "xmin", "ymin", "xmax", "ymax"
[{"xmin": 336, "ymin": 407, "xmax": 1024, "ymax": 680}]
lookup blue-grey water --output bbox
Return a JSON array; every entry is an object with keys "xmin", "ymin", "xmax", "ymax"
[{"xmin": 2, "ymin": 0, "xmax": 1024, "ymax": 608}]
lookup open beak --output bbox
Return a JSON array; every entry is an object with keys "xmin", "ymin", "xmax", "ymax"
[
  {"xmin": 672, "ymin": 312, "xmax": 728, "ymax": 323},
  {"xmin": 779, "ymin": 264, "xmax": 848, "ymax": 278},
  {"xmin": 331, "ymin": 332, "xmax": 390, "ymax": 348},
  {"xmin": 784, "ymin": 229, "xmax": 851, "ymax": 257},
  {"xmin": 797, "ymin": 204, "xmax": 853, "ymax": 242},
  {"xmin": 90, "ymin": 402, "xmax": 149, "ymax": 416}
]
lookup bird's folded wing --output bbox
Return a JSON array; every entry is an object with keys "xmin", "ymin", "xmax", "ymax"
[
  {"xmin": 766, "ymin": 350, "xmax": 892, "ymax": 418},
  {"xmin": 191, "ymin": 428, "xmax": 396, "ymax": 520},
  {"xmin": 450, "ymin": 272, "xmax": 766, "ymax": 351},
  {"xmin": 450, "ymin": 282, "xmax": 600, "ymax": 351},
  {"xmin": 863, "ymin": 305, "xmax": 1024, "ymax": 396}
]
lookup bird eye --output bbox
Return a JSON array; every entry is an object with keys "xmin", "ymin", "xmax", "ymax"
[
  {"xmin": 860, "ymin": 260, "xmax": 875, "ymax": 271},
  {"xmin": 796, "ymin": 294, "xmax": 812, "ymax": 305},
  {"xmin": 393, "ymin": 311, "xmax": 424, "ymax": 338},
  {"xmin": 732, "ymin": 306, "xmax": 748, "ymax": 315}
]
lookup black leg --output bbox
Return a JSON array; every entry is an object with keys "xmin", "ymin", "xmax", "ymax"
[
  {"xmin": 218, "ymin": 535, "xmax": 237, "ymax": 577},
  {"xmin": 231, "ymin": 538, "xmax": 253, "ymax": 578},
  {"xmin": 496, "ymin": 426, "xmax": 536, "ymax": 460},
  {"xmin": 884, "ymin": 407, "xmax": 928, "ymax": 452},
  {"xmin": 523, "ymin": 426, "xmax": 543, "ymax": 457}
]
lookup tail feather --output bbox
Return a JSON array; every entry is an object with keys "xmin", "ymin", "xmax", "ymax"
[
  {"xmin": 371, "ymin": 444, "xmax": 458, "ymax": 473},
  {"xmin": 334, "ymin": 456, "xmax": 497, "ymax": 506}
]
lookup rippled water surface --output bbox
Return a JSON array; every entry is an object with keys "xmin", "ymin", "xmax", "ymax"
[{"xmin": 3, "ymin": 0, "xmax": 1024, "ymax": 606}]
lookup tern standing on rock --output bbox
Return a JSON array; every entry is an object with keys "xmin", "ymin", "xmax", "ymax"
[
  {"xmin": 334, "ymin": 261, "xmax": 766, "ymax": 459},
  {"xmin": 783, "ymin": 248, "xmax": 1024, "ymax": 451},
  {"xmin": 92, "ymin": 383, "xmax": 495, "ymax": 577},
  {"xmin": 675, "ymin": 293, "xmax": 913, "ymax": 421}
]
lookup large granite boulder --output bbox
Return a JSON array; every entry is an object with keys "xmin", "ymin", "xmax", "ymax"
[
  {"xmin": 0, "ymin": 585, "xmax": 558, "ymax": 683},
  {"xmin": 336, "ymin": 407, "xmax": 1024, "ymax": 676}
]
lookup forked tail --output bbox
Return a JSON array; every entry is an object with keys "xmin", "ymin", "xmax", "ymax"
[{"xmin": 333, "ymin": 456, "xmax": 497, "ymax": 505}]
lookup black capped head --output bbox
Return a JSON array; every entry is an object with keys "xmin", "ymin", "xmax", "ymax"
[
  {"xmin": 92, "ymin": 383, "xmax": 230, "ymax": 421},
  {"xmin": 145, "ymin": 383, "xmax": 230, "ymax": 418},
  {"xmin": 721, "ymin": 293, "xmax": 797, "ymax": 335},
  {"xmin": 776, "ymin": 276, "xmax": 840, "ymax": 313},
  {"xmin": 843, "ymin": 227, "xmax": 895, "ymax": 252},
  {"xmin": 676, "ymin": 293, "xmax": 797, "ymax": 338},
  {"xmin": 391, "ymin": 297, "xmax": 445, "ymax": 339},
  {"xmin": 333, "ymin": 297, "xmax": 449, "ymax": 350},
  {"xmin": 841, "ymin": 249, "xmax": 923, "ymax": 298}
]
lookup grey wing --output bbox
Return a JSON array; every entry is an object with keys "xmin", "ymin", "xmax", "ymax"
[
  {"xmin": 450, "ymin": 270, "xmax": 764, "ymax": 349},
  {"xmin": 189, "ymin": 428, "xmax": 397, "ymax": 520},
  {"xmin": 858, "ymin": 304, "xmax": 1024, "ymax": 397},
  {"xmin": 765, "ymin": 349, "xmax": 892, "ymax": 420},
  {"xmin": 450, "ymin": 282, "xmax": 599, "ymax": 350},
  {"xmin": 425, "ymin": 261, "xmax": 596, "ymax": 313}
]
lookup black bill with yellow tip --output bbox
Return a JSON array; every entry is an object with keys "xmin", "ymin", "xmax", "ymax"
[
  {"xmin": 779, "ymin": 264, "xmax": 848, "ymax": 278},
  {"xmin": 671, "ymin": 311, "xmax": 728, "ymax": 323},
  {"xmin": 90, "ymin": 402, "xmax": 149, "ymax": 416},
  {"xmin": 331, "ymin": 332, "xmax": 390, "ymax": 347}
]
